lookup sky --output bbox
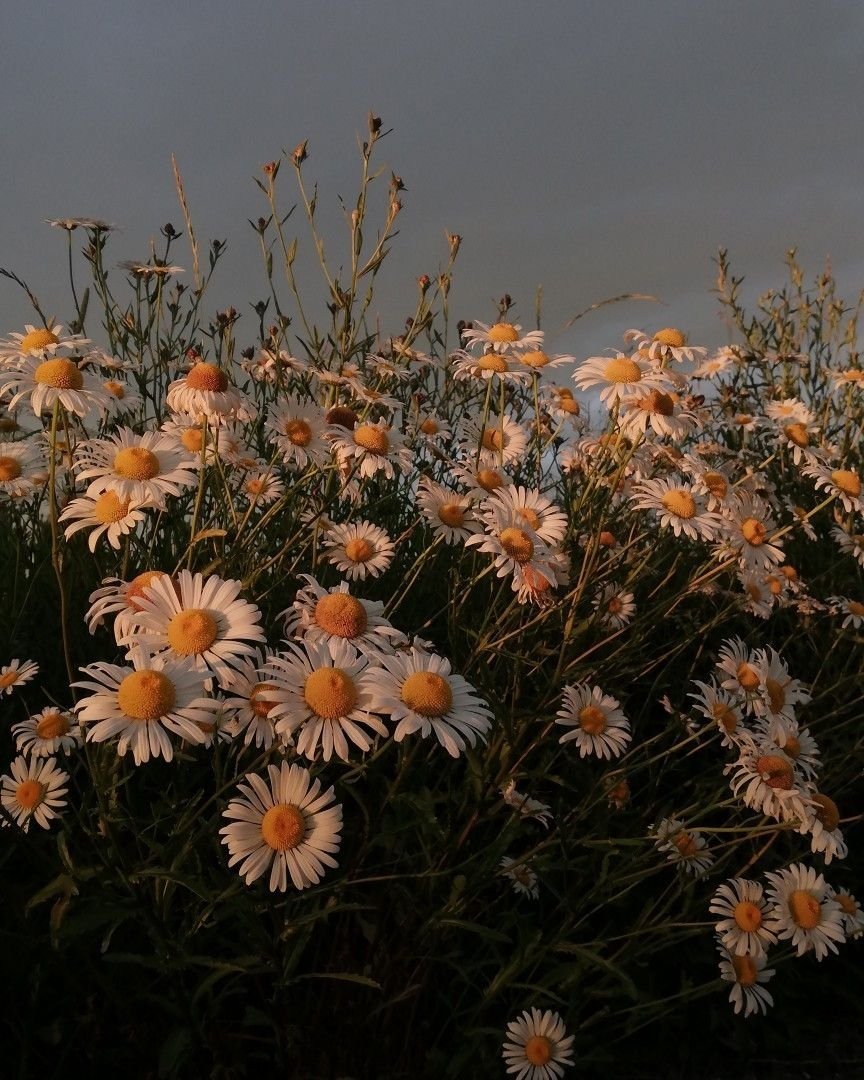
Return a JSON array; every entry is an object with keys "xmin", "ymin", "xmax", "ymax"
[{"xmin": 3, "ymin": 0, "xmax": 864, "ymax": 363}]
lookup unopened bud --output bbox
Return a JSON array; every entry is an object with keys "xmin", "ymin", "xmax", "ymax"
[{"xmin": 291, "ymin": 140, "xmax": 308, "ymax": 167}]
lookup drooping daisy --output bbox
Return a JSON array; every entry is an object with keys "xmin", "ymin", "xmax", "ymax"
[
  {"xmin": 709, "ymin": 878, "xmax": 777, "ymax": 957},
  {"xmin": 0, "ymin": 354, "xmax": 107, "ymax": 419},
  {"xmin": 123, "ymin": 570, "xmax": 265, "ymax": 679},
  {"xmin": 764, "ymin": 862, "xmax": 845, "ymax": 960},
  {"xmin": 752, "ymin": 716, "xmax": 820, "ymax": 781},
  {"xmin": 541, "ymin": 385, "xmax": 583, "ymax": 425},
  {"xmin": 265, "ymin": 396, "xmax": 331, "ymax": 470},
  {"xmin": 85, "ymin": 571, "xmax": 173, "ymax": 640},
  {"xmin": 653, "ymin": 817, "xmax": 714, "ymax": 876},
  {"xmin": 0, "ymin": 658, "xmax": 39, "ymax": 696},
  {"xmin": 12, "ymin": 706, "xmax": 82, "ymax": 758},
  {"xmin": 572, "ymin": 351, "xmax": 672, "ymax": 406},
  {"xmin": 0, "ymin": 755, "xmax": 69, "ymax": 832},
  {"xmin": 592, "ymin": 584, "xmax": 636, "ymax": 630},
  {"xmin": 0, "ymin": 441, "xmax": 44, "ymax": 499},
  {"xmin": 716, "ymin": 946, "xmax": 775, "ymax": 1018},
  {"xmin": 461, "ymin": 320, "xmax": 544, "ymax": 354},
  {"xmin": 73, "ymin": 645, "xmax": 219, "ymax": 765},
  {"xmin": 499, "ymin": 856, "xmax": 539, "ymax": 899},
  {"xmin": 726, "ymin": 742, "xmax": 808, "ymax": 824},
  {"xmin": 802, "ymin": 461, "xmax": 864, "ymax": 515},
  {"xmin": 330, "ymin": 418, "xmax": 411, "ymax": 481},
  {"xmin": 512, "ymin": 551, "xmax": 570, "ymax": 607},
  {"xmin": 629, "ymin": 477, "xmax": 722, "ymax": 541},
  {"xmin": 415, "ymin": 478, "xmax": 483, "ymax": 545},
  {"xmin": 800, "ymin": 790, "xmax": 847, "ymax": 865},
  {"xmin": 322, "ymin": 520, "xmax": 395, "ymax": 581},
  {"xmin": 165, "ymin": 362, "xmax": 254, "ymax": 423},
  {"xmin": 715, "ymin": 638, "xmax": 763, "ymax": 704},
  {"xmin": 364, "ymin": 646, "xmax": 493, "ymax": 758},
  {"xmin": 59, "ymin": 491, "xmax": 148, "ymax": 552},
  {"xmin": 481, "ymin": 485, "xmax": 568, "ymax": 547},
  {"xmin": 556, "ymin": 683, "xmax": 631, "ymax": 760},
  {"xmin": 74, "ymin": 427, "xmax": 198, "ymax": 509},
  {"xmin": 282, "ymin": 575, "xmax": 405, "ymax": 654},
  {"xmin": 500, "ymin": 780, "xmax": 553, "ymax": 828},
  {"xmin": 502, "ymin": 1007, "xmax": 574, "ymax": 1080},
  {"xmin": 220, "ymin": 761, "xmax": 342, "ymax": 892},
  {"xmin": 264, "ymin": 639, "xmax": 386, "ymax": 762}
]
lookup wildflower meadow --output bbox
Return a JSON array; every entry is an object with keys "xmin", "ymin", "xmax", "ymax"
[{"xmin": 2, "ymin": 120, "xmax": 862, "ymax": 1078}]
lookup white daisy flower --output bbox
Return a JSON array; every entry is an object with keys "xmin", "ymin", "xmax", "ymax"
[
  {"xmin": 0, "ymin": 755, "xmax": 69, "ymax": 832},
  {"xmin": 828, "ymin": 887, "xmax": 864, "ymax": 938},
  {"xmin": 59, "ymin": 490, "xmax": 148, "ymax": 552},
  {"xmin": 241, "ymin": 470, "xmax": 284, "ymax": 505},
  {"xmin": 364, "ymin": 646, "xmax": 493, "ymax": 758},
  {"xmin": 281, "ymin": 574, "xmax": 405, "ymax": 654},
  {"xmin": 652, "ymin": 817, "xmax": 714, "ymax": 877},
  {"xmin": 100, "ymin": 376, "xmax": 143, "ymax": 417},
  {"xmin": 458, "ymin": 411, "xmax": 528, "ymax": 468},
  {"xmin": 572, "ymin": 351, "xmax": 672, "ymax": 406},
  {"xmin": 450, "ymin": 349, "xmax": 532, "ymax": 385},
  {"xmin": 518, "ymin": 348, "xmax": 576, "ymax": 372},
  {"xmin": 415, "ymin": 478, "xmax": 483, "ymax": 545},
  {"xmin": 11, "ymin": 706, "xmax": 82, "ymax": 758},
  {"xmin": 0, "ymin": 354, "xmax": 107, "ymax": 419},
  {"xmin": 831, "ymin": 366, "xmax": 864, "ymax": 390},
  {"xmin": 626, "ymin": 326, "xmax": 707, "ymax": 364},
  {"xmin": 830, "ymin": 524, "xmax": 864, "ymax": 568},
  {"xmin": 166, "ymin": 362, "xmax": 254, "ymax": 423},
  {"xmin": 0, "ymin": 322, "xmax": 86, "ymax": 363},
  {"xmin": 220, "ymin": 761, "xmax": 342, "ymax": 892},
  {"xmin": 717, "ymin": 946, "xmax": 775, "ymax": 1018},
  {"xmin": 216, "ymin": 649, "xmax": 288, "ymax": 749},
  {"xmin": 499, "ymin": 856, "xmax": 539, "ymax": 899},
  {"xmin": 450, "ymin": 461, "xmax": 514, "ymax": 499},
  {"xmin": 726, "ymin": 743, "xmax": 808, "ymax": 824},
  {"xmin": 540, "ymin": 385, "xmax": 583, "ymax": 425},
  {"xmin": 323, "ymin": 520, "xmax": 395, "ymax": 581},
  {"xmin": 592, "ymin": 584, "xmax": 635, "ymax": 629},
  {"xmin": 717, "ymin": 494, "xmax": 785, "ymax": 573},
  {"xmin": 85, "ymin": 571, "xmax": 172, "ymax": 640},
  {"xmin": 556, "ymin": 683, "xmax": 631, "ymax": 760},
  {"xmin": 691, "ymin": 347, "xmax": 740, "ymax": 379},
  {"xmin": 629, "ymin": 477, "xmax": 722, "ymax": 542},
  {"xmin": 751, "ymin": 648, "xmax": 810, "ymax": 724},
  {"xmin": 74, "ymin": 427, "xmax": 198, "ymax": 508},
  {"xmin": 461, "ymin": 320, "xmax": 544, "ymax": 354},
  {"xmin": 617, "ymin": 387, "xmax": 697, "ymax": 441},
  {"xmin": 802, "ymin": 461, "xmax": 864, "ymax": 515},
  {"xmin": 0, "ymin": 658, "xmax": 39, "ymax": 696},
  {"xmin": 752, "ymin": 716, "xmax": 820, "ymax": 781},
  {"xmin": 764, "ymin": 862, "xmax": 845, "ymax": 960},
  {"xmin": 265, "ymin": 396, "xmax": 331, "ymax": 470},
  {"xmin": 502, "ymin": 1007, "xmax": 574, "ymax": 1080},
  {"xmin": 481, "ymin": 485, "xmax": 568, "ymax": 547},
  {"xmin": 799, "ymin": 790, "xmax": 847, "ymax": 865},
  {"xmin": 500, "ymin": 780, "xmax": 553, "ymax": 828},
  {"xmin": 464, "ymin": 510, "xmax": 558, "ymax": 594},
  {"xmin": 715, "ymin": 637, "xmax": 763, "ymax": 704},
  {"xmin": 0, "ymin": 440, "xmax": 45, "ymax": 499},
  {"xmin": 826, "ymin": 595, "xmax": 864, "ymax": 629},
  {"xmin": 709, "ymin": 878, "xmax": 777, "ymax": 958},
  {"xmin": 406, "ymin": 412, "xmax": 452, "ymax": 446},
  {"xmin": 330, "ymin": 419, "xmax": 411, "ymax": 481}
]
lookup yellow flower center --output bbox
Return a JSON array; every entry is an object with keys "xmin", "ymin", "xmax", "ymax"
[
  {"xmin": 477, "ymin": 352, "xmax": 509, "ymax": 372},
  {"xmin": 789, "ymin": 889, "xmax": 821, "ymax": 930},
  {"xmin": 481, "ymin": 428, "xmax": 506, "ymax": 452},
  {"xmin": 711, "ymin": 701, "xmax": 738, "ymax": 734},
  {"xmin": 113, "ymin": 446, "xmax": 161, "ymax": 480},
  {"xmin": 741, "ymin": 518, "xmax": 767, "ymax": 546},
  {"xmin": 400, "ymin": 671, "xmax": 453, "ymax": 717},
  {"xmin": 284, "ymin": 418, "xmax": 312, "ymax": 446},
  {"xmin": 419, "ymin": 418, "xmax": 439, "ymax": 435},
  {"xmin": 521, "ymin": 349, "xmax": 550, "ymax": 369},
  {"xmin": 180, "ymin": 428, "xmax": 204, "ymax": 453},
  {"xmin": 499, "ymin": 527, "xmax": 534, "ymax": 563},
  {"xmin": 660, "ymin": 489, "xmax": 696, "ymax": 519},
  {"xmin": 702, "ymin": 472, "xmax": 728, "ymax": 499},
  {"xmin": 20, "ymin": 328, "xmax": 59, "ymax": 352},
  {"xmin": 487, "ymin": 322, "xmax": 519, "ymax": 343},
  {"xmin": 117, "ymin": 670, "xmax": 177, "ymax": 720},
  {"xmin": 476, "ymin": 468, "xmax": 504, "ymax": 492},
  {"xmin": 604, "ymin": 356, "xmax": 642, "ymax": 383},
  {"xmin": 125, "ymin": 570, "xmax": 169, "ymax": 611},
  {"xmin": 185, "ymin": 362, "xmax": 228, "ymax": 391},
  {"xmin": 15, "ymin": 779, "xmax": 44, "ymax": 810},
  {"xmin": 653, "ymin": 327, "xmax": 685, "ymax": 348},
  {"xmin": 558, "ymin": 396, "xmax": 580, "ymax": 415},
  {"xmin": 731, "ymin": 954, "xmax": 758, "ymax": 987},
  {"xmin": 249, "ymin": 682, "xmax": 279, "ymax": 718},
  {"xmin": 104, "ymin": 380, "xmax": 125, "ymax": 399},
  {"xmin": 578, "ymin": 704, "xmax": 607, "ymax": 734},
  {"xmin": 755, "ymin": 753, "xmax": 794, "ymax": 790},
  {"xmin": 0, "ymin": 456, "xmax": 22, "ymax": 482},
  {"xmin": 831, "ymin": 469, "xmax": 861, "ymax": 497},
  {"xmin": 836, "ymin": 893, "xmax": 857, "ymax": 916},
  {"xmin": 517, "ymin": 507, "xmax": 541, "ymax": 531},
  {"xmin": 344, "ymin": 537, "xmax": 375, "ymax": 564},
  {"xmin": 93, "ymin": 491, "xmax": 131, "ymax": 524},
  {"xmin": 811, "ymin": 793, "xmax": 840, "ymax": 831},
  {"xmin": 260, "ymin": 803, "xmax": 306, "ymax": 851},
  {"xmin": 843, "ymin": 369, "xmax": 864, "ymax": 382},
  {"xmin": 353, "ymin": 424, "xmax": 390, "ymax": 454},
  {"xmin": 672, "ymin": 831, "xmax": 699, "ymax": 858},
  {"xmin": 34, "ymin": 358, "xmax": 83, "ymax": 390},
  {"xmin": 36, "ymin": 711, "xmax": 70, "ymax": 739},
  {"xmin": 438, "ymin": 503, "xmax": 466, "ymax": 528},
  {"xmin": 314, "ymin": 593, "xmax": 368, "ymax": 639},
  {"xmin": 765, "ymin": 575, "xmax": 783, "ymax": 596},
  {"xmin": 764, "ymin": 678, "xmax": 786, "ymax": 714},
  {"xmin": 524, "ymin": 1035, "xmax": 552, "ymax": 1067},
  {"xmin": 733, "ymin": 900, "xmax": 763, "ymax": 932},
  {"xmin": 304, "ymin": 667, "xmax": 358, "ymax": 719},
  {"xmin": 783, "ymin": 422, "xmax": 809, "ymax": 448},
  {"xmin": 166, "ymin": 609, "xmax": 219, "ymax": 656},
  {"xmin": 245, "ymin": 478, "xmax": 266, "ymax": 496},
  {"xmin": 637, "ymin": 390, "xmax": 675, "ymax": 416}
]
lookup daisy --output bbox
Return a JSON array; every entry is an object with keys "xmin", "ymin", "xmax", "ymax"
[
  {"xmin": 831, "ymin": 366, "xmax": 864, "ymax": 390},
  {"xmin": 828, "ymin": 887, "xmax": 864, "ymax": 938},
  {"xmin": 517, "ymin": 348, "xmax": 576, "ymax": 372},
  {"xmin": 738, "ymin": 572, "xmax": 776, "ymax": 619},
  {"xmin": 0, "ymin": 322, "xmax": 85, "ymax": 364},
  {"xmin": 265, "ymin": 396, "xmax": 331, "ymax": 470},
  {"xmin": 119, "ymin": 260, "xmax": 184, "ymax": 278},
  {"xmin": 0, "ymin": 658, "xmax": 39, "ymax": 696},
  {"xmin": 653, "ymin": 817, "xmax": 714, "ymax": 876},
  {"xmin": 726, "ymin": 742, "xmax": 808, "ymax": 824},
  {"xmin": 752, "ymin": 716, "xmax": 820, "ymax": 781},
  {"xmin": 0, "ymin": 756, "xmax": 69, "ymax": 832},
  {"xmin": 364, "ymin": 646, "xmax": 493, "ymax": 758},
  {"xmin": 800, "ymin": 790, "xmax": 847, "ymax": 865},
  {"xmin": 330, "ymin": 419, "xmax": 411, "ymax": 481},
  {"xmin": 764, "ymin": 862, "xmax": 845, "ymax": 959},
  {"xmin": 0, "ymin": 354, "xmax": 107, "ymax": 419},
  {"xmin": 123, "ymin": 570, "xmax": 265, "ymax": 679},
  {"xmin": 592, "ymin": 584, "xmax": 636, "ymax": 629},
  {"xmin": 85, "ymin": 571, "xmax": 173, "ymax": 640},
  {"xmin": 46, "ymin": 218, "xmax": 115, "ymax": 232},
  {"xmin": 12, "ymin": 706, "xmax": 83, "ymax": 758},
  {"xmin": 717, "ymin": 494, "xmax": 785, "ymax": 573},
  {"xmin": 709, "ymin": 878, "xmax": 777, "ymax": 957},
  {"xmin": 73, "ymin": 645, "xmax": 219, "ymax": 765},
  {"xmin": 282, "ymin": 574, "xmax": 405, "ymax": 654},
  {"xmin": 465, "ymin": 510, "xmax": 558, "ymax": 594},
  {"xmin": 264, "ymin": 639, "xmax": 386, "ymax": 762},
  {"xmin": 216, "ymin": 649, "xmax": 288, "ymax": 749},
  {"xmin": 74, "ymin": 427, "xmax": 198, "ymax": 508},
  {"xmin": 715, "ymin": 638, "xmax": 763, "ymax": 703},
  {"xmin": 626, "ymin": 326, "xmax": 707, "ymax": 364},
  {"xmin": 241, "ymin": 470, "xmax": 285, "ymax": 505},
  {"xmin": 458, "ymin": 412, "xmax": 528, "ymax": 468},
  {"xmin": 500, "ymin": 780, "xmax": 553, "ymax": 827},
  {"xmin": 827, "ymin": 595, "xmax": 864, "ymax": 629},
  {"xmin": 243, "ymin": 347, "xmax": 308, "ymax": 382},
  {"xmin": 220, "ymin": 761, "xmax": 342, "ymax": 892},
  {"xmin": 100, "ymin": 376, "xmax": 143, "ymax": 418},
  {"xmin": 450, "ymin": 349, "xmax": 531, "ymax": 385},
  {"xmin": 502, "ymin": 1007, "xmax": 574, "ymax": 1080},
  {"xmin": 541, "ymin": 385, "xmax": 583, "ymax": 424},
  {"xmin": 617, "ymin": 388, "xmax": 697, "ymax": 441},
  {"xmin": 59, "ymin": 491, "xmax": 148, "ymax": 552},
  {"xmin": 556, "ymin": 683, "xmax": 631, "ymax": 760},
  {"xmin": 323, "ymin": 520, "xmax": 395, "ymax": 581},
  {"xmin": 629, "ymin": 477, "xmax": 722, "ymax": 541},
  {"xmin": 499, "ymin": 856, "xmax": 539, "ymax": 899},
  {"xmin": 416, "ymin": 478, "xmax": 483, "ymax": 544},
  {"xmin": 165, "ymin": 362, "xmax": 254, "ymax": 423},
  {"xmin": 0, "ymin": 441, "xmax": 44, "ymax": 499},
  {"xmin": 461, "ymin": 320, "xmax": 544, "ymax": 354},
  {"xmin": 450, "ymin": 461, "xmax": 513, "ymax": 499},
  {"xmin": 717, "ymin": 947, "xmax": 775, "ymax": 1018},
  {"xmin": 751, "ymin": 648, "xmax": 810, "ymax": 724},
  {"xmin": 573, "ymin": 351, "xmax": 672, "ymax": 406},
  {"xmin": 691, "ymin": 347, "xmax": 740, "ymax": 379},
  {"xmin": 481, "ymin": 485, "xmax": 568, "ymax": 547},
  {"xmin": 802, "ymin": 461, "xmax": 864, "ymax": 515},
  {"xmin": 763, "ymin": 397, "xmax": 812, "ymax": 424},
  {"xmin": 407, "ymin": 412, "xmax": 452, "ymax": 446},
  {"xmin": 830, "ymin": 524, "xmax": 864, "ymax": 568}
]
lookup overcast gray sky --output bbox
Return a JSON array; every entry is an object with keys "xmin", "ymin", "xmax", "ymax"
[{"xmin": 3, "ymin": 0, "xmax": 864, "ymax": 361}]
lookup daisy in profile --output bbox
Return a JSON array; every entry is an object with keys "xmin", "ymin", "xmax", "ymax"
[
  {"xmin": 502, "ymin": 1007, "xmax": 574, "ymax": 1080},
  {"xmin": 74, "ymin": 427, "xmax": 197, "ymax": 509},
  {"xmin": 556, "ymin": 683, "xmax": 631, "ymax": 760},
  {"xmin": 827, "ymin": 595, "xmax": 864, "ymax": 629},
  {"xmin": 330, "ymin": 418, "xmax": 411, "ymax": 481},
  {"xmin": 688, "ymin": 681, "xmax": 745, "ymax": 746},
  {"xmin": 364, "ymin": 646, "xmax": 493, "ymax": 758},
  {"xmin": 450, "ymin": 461, "xmax": 513, "ymax": 499},
  {"xmin": 323, "ymin": 520, "xmax": 395, "ymax": 581},
  {"xmin": 764, "ymin": 862, "xmax": 845, "ymax": 960},
  {"xmin": 513, "ymin": 552, "xmax": 570, "ymax": 607},
  {"xmin": 215, "ymin": 648, "xmax": 289, "ymax": 749},
  {"xmin": 166, "ymin": 362, "xmax": 254, "ymax": 423},
  {"xmin": 629, "ymin": 476, "xmax": 722, "ymax": 541},
  {"xmin": 0, "ymin": 658, "xmax": 39, "ymax": 696},
  {"xmin": 0, "ymin": 441, "xmax": 45, "ymax": 499},
  {"xmin": 573, "ymin": 351, "xmax": 671, "ymax": 406},
  {"xmin": 626, "ymin": 326, "xmax": 707, "ymax": 364},
  {"xmin": 74, "ymin": 645, "xmax": 218, "ymax": 765},
  {"xmin": 59, "ymin": 491, "xmax": 148, "ymax": 552},
  {"xmin": 541, "ymin": 385, "xmax": 583, "ymax": 425},
  {"xmin": 499, "ymin": 856, "xmax": 539, "ymax": 899},
  {"xmin": 716, "ymin": 946, "xmax": 775, "ymax": 1018},
  {"xmin": 0, "ymin": 756, "xmax": 69, "ymax": 832},
  {"xmin": 282, "ymin": 574, "xmax": 405, "ymax": 654},
  {"xmin": 416, "ymin": 478, "xmax": 483, "ymax": 545},
  {"xmin": 461, "ymin": 320, "xmax": 544, "ymax": 354},
  {"xmin": 85, "ymin": 571, "xmax": 173, "ymax": 639},
  {"xmin": 617, "ymin": 387, "xmax": 697, "ymax": 440},
  {"xmin": 12, "ymin": 706, "xmax": 82, "ymax": 758},
  {"xmin": 830, "ymin": 524, "xmax": 864, "ymax": 568},
  {"xmin": 592, "ymin": 584, "xmax": 635, "ymax": 630},
  {"xmin": 709, "ymin": 878, "xmax": 777, "ymax": 957},
  {"xmin": 802, "ymin": 461, "xmax": 864, "ymax": 515},
  {"xmin": 265, "ymin": 396, "xmax": 330, "ymax": 470},
  {"xmin": 220, "ymin": 761, "xmax": 342, "ymax": 892},
  {"xmin": 0, "ymin": 354, "xmax": 107, "ymax": 419},
  {"xmin": 831, "ymin": 366, "xmax": 864, "ymax": 390},
  {"xmin": 123, "ymin": 570, "xmax": 265, "ymax": 679},
  {"xmin": 715, "ymin": 637, "xmax": 763, "ymax": 702},
  {"xmin": 0, "ymin": 322, "xmax": 85, "ymax": 364},
  {"xmin": 450, "ymin": 349, "xmax": 531, "ymax": 385},
  {"xmin": 800, "ymin": 790, "xmax": 847, "ymax": 865},
  {"xmin": 518, "ymin": 347, "xmax": 575, "ymax": 373},
  {"xmin": 753, "ymin": 715, "xmax": 820, "ymax": 780},
  {"xmin": 100, "ymin": 376, "xmax": 143, "ymax": 418},
  {"xmin": 265, "ymin": 639, "xmax": 386, "ymax": 762},
  {"xmin": 653, "ymin": 817, "xmax": 714, "ymax": 876},
  {"xmin": 751, "ymin": 648, "xmax": 810, "ymax": 725},
  {"xmin": 407, "ymin": 411, "xmax": 452, "ymax": 447},
  {"xmin": 501, "ymin": 780, "xmax": 553, "ymax": 828},
  {"xmin": 691, "ymin": 347, "xmax": 740, "ymax": 380}
]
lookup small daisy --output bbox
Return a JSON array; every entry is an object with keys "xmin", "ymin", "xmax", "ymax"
[
  {"xmin": 0, "ymin": 354, "xmax": 107, "ymax": 419},
  {"xmin": 416, "ymin": 478, "xmax": 483, "ymax": 544},
  {"xmin": 407, "ymin": 411, "xmax": 452, "ymax": 446},
  {"xmin": 323, "ymin": 520, "xmax": 395, "ymax": 581},
  {"xmin": 166, "ymin": 362, "xmax": 254, "ymax": 423},
  {"xmin": 499, "ymin": 856, "xmax": 539, "ymax": 899},
  {"xmin": 0, "ymin": 322, "xmax": 85, "ymax": 364},
  {"xmin": 827, "ymin": 595, "xmax": 864, "ymax": 630},
  {"xmin": 330, "ymin": 419, "xmax": 411, "ymax": 481},
  {"xmin": 717, "ymin": 947, "xmax": 775, "ymax": 1018},
  {"xmin": 74, "ymin": 645, "xmax": 219, "ymax": 765},
  {"xmin": 282, "ymin": 574, "xmax": 405, "ymax": 654},
  {"xmin": 592, "ymin": 584, "xmax": 635, "ymax": 630},
  {"xmin": 0, "ymin": 755, "xmax": 69, "ymax": 832},
  {"xmin": 12, "ymin": 706, "xmax": 83, "ymax": 758},
  {"xmin": 100, "ymin": 376, "xmax": 143, "ymax": 417},
  {"xmin": 450, "ymin": 461, "xmax": 513, "ymax": 499},
  {"xmin": 830, "ymin": 524, "xmax": 864, "ymax": 569},
  {"xmin": 831, "ymin": 366, "xmax": 864, "ymax": 390},
  {"xmin": 691, "ymin": 348, "xmax": 740, "ymax": 379},
  {"xmin": 556, "ymin": 683, "xmax": 631, "ymax": 760},
  {"xmin": 541, "ymin": 385, "xmax": 583, "ymax": 424},
  {"xmin": 802, "ymin": 461, "xmax": 864, "ymax": 515},
  {"xmin": 764, "ymin": 862, "xmax": 845, "ymax": 960},
  {"xmin": 464, "ymin": 510, "xmax": 558, "ymax": 594},
  {"xmin": 220, "ymin": 761, "xmax": 342, "ymax": 892},
  {"xmin": 502, "ymin": 1007, "xmax": 574, "ymax": 1080},
  {"xmin": 501, "ymin": 780, "xmax": 553, "ymax": 828},
  {"xmin": 450, "ymin": 349, "xmax": 531, "ymax": 385},
  {"xmin": 241, "ymin": 470, "xmax": 285, "ymax": 505},
  {"xmin": 717, "ymin": 494, "xmax": 785, "ymax": 573},
  {"xmin": 573, "ymin": 351, "xmax": 672, "ymax": 406},
  {"xmin": 653, "ymin": 817, "xmax": 714, "ymax": 877},
  {"xmin": 751, "ymin": 648, "xmax": 810, "ymax": 724},
  {"xmin": 715, "ymin": 638, "xmax": 763, "ymax": 703},
  {"xmin": 512, "ymin": 551, "xmax": 570, "ymax": 607},
  {"xmin": 461, "ymin": 320, "xmax": 544, "ymax": 354},
  {"xmin": 364, "ymin": 646, "xmax": 493, "ymax": 758},
  {"xmin": 265, "ymin": 396, "xmax": 331, "ymax": 470},
  {"xmin": 709, "ymin": 878, "xmax": 777, "ymax": 957},
  {"xmin": 752, "ymin": 716, "xmax": 820, "ymax": 781},
  {"xmin": 0, "ymin": 658, "xmax": 39, "ymax": 696},
  {"xmin": 216, "ymin": 649, "xmax": 288, "ymax": 749},
  {"xmin": 617, "ymin": 387, "xmax": 697, "ymax": 440},
  {"xmin": 626, "ymin": 326, "xmax": 707, "ymax": 364},
  {"xmin": 517, "ymin": 348, "xmax": 575, "ymax": 372},
  {"xmin": 0, "ymin": 441, "xmax": 44, "ymax": 499},
  {"xmin": 74, "ymin": 427, "xmax": 198, "ymax": 508},
  {"xmin": 458, "ymin": 412, "xmax": 528, "ymax": 467},
  {"xmin": 59, "ymin": 491, "xmax": 148, "ymax": 552},
  {"xmin": 629, "ymin": 477, "xmax": 722, "ymax": 541},
  {"xmin": 828, "ymin": 887, "xmax": 864, "ymax": 938}
]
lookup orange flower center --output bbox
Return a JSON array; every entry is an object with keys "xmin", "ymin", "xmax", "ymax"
[
  {"xmin": 653, "ymin": 327, "xmax": 685, "ymax": 348},
  {"xmin": 487, "ymin": 322, "xmax": 518, "ymax": 343},
  {"xmin": 34, "ymin": 358, "xmax": 83, "ymax": 389},
  {"xmin": 578, "ymin": 704, "xmax": 607, "ymax": 734},
  {"xmin": 353, "ymin": 424, "xmax": 390, "ymax": 454},
  {"xmin": 789, "ymin": 889, "xmax": 821, "ymax": 930},
  {"xmin": 419, "ymin": 418, "xmax": 439, "ymax": 435},
  {"xmin": 736, "ymin": 663, "xmax": 760, "ymax": 691},
  {"xmin": 755, "ymin": 753, "xmax": 794, "ymax": 790},
  {"xmin": 438, "ymin": 502, "xmax": 466, "ymax": 528},
  {"xmin": 831, "ymin": 469, "xmax": 861, "ymax": 498},
  {"xmin": 660, "ymin": 489, "xmax": 696, "ymax": 519},
  {"xmin": 764, "ymin": 677, "xmax": 786, "ymax": 714},
  {"xmin": 325, "ymin": 405, "xmax": 358, "ymax": 430},
  {"xmin": 731, "ymin": 954, "xmax": 758, "ymax": 987},
  {"xmin": 524, "ymin": 1035, "xmax": 552, "ymax": 1066},
  {"xmin": 180, "ymin": 428, "xmax": 204, "ymax": 453},
  {"xmin": 848, "ymin": 600, "xmax": 864, "ymax": 617},
  {"xmin": 711, "ymin": 701, "xmax": 737, "ymax": 734},
  {"xmin": 401, "ymin": 671, "xmax": 453, "ymax": 717},
  {"xmin": 481, "ymin": 428, "xmax": 506, "ymax": 452},
  {"xmin": 517, "ymin": 507, "xmax": 541, "ymax": 531},
  {"xmin": 344, "ymin": 538, "xmax": 375, "ymax": 563},
  {"xmin": 304, "ymin": 667, "xmax": 358, "ymax": 719},
  {"xmin": 15, "ymin": 779, "xmax": 44, "ymax": 810},
  {"xmin": 185, "ymin": 362, "xmax": 228, "ymax": 391},
  {"xmin": 104, "ymin": 380, "xmax": 126, "ymax": 399},
  {"xmin": 0, "ymin": 456, "xmax": 22, "ymax": 482},
  {"xmin": 166, "ymin": 609, "xmax": 219, "ymax": 655},
  {"xmin": 114, "ymin": 446, "xmax": 160, "ymax": 480},
  {"xmin": 702, "ymin": 472, "xmax": 728, "ymax": 499},
  {"xmin": 125, "ymin": 570, "xmax": 170, "ymax": 611},
  {"xmin": 598, "ymin": 530, "xmax": 616, "ymax": 547},
  {"xmin": 284, "ymin": 418, "xmax": 312, "ymax": 446},
  {"xmin": 733, "ymin": 900, "xmax": 763, "ymax": 932},
  {"xmin": 672, "ymin": 831, "xmax": 699, "ymax": 858},
  {"xmin": 93, "ymin": 491, "xmax": 131, "ymax": 524},
  {"xmin": 249, "ymin": 683, "xmax": 279, "ymax": 718},
  {"xmin": 477, "ymin": 352, "xmax": 509, "ymax": 372},
  {"xmin": 811, "ymin": 793, "xmax": 840, "ymax": 831},
  {"xmin": 741, "ymin": 518, "xmax": 767, "ymax": 546},
  {"xmin": 521, "ymin": 349, "xmax": 550, "ymax": 369},
  {"xmin": 499, "ymin": 527, "xmax": 534, "ymax": 563},
  {"xmin": 20, "ymin": 328, "xmax": 59, "ymax": 352},
  {"xmin": 783, "ymin": 422, "xmax": 809, "ymax": 448},
  {"xmin": 36, "ymin": 711, "xmax": 70, "ymax": 739},
  {"xmin": 314, "ymin": 593, "xmax": 368, "ymax": 639},
  {"xmin": 604, "ymin": 356, "xmax": 641, "ymax": 383},
  {"xmin": 836, "ymin": 893, "xmax": 857, "ymax": 916},
  {"xmin": 260, "ymin": 804, "xmax": 306, "ymax": 851},
  {"xmin": 476, "ymin": 468, "xmax": 504, "ymax": 492},
  {"xmin": 638, "ymin": 390, "xmax": 675, "ymax": 416},
  {"xmin": 117, "ymin": 670, "xmax": 177, "ymax": 720}
]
